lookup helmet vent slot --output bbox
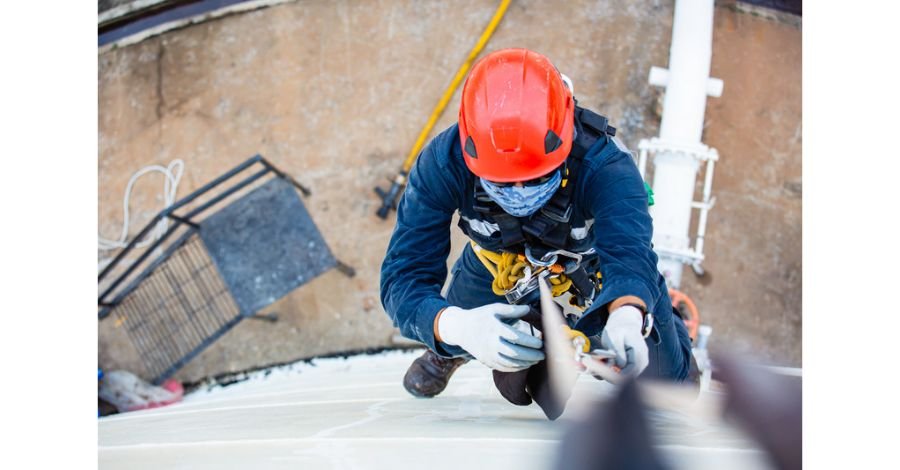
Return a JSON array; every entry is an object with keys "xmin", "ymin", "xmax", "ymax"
[
  {"xmin": 544, "ymin": 130, "xmax": 563, "ymax": 154},
  {"xmin": 465, "ymin": 135, "xmax": 478, "ymax": 158}
]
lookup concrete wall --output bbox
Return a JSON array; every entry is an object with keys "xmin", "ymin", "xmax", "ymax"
[
  {"xmin": 680, "ymin": 2, "xmax": 802, "ymax": 365},
  {"xmin": 98, "ymin": 0, "xmax": 801, "ymax": 383}
]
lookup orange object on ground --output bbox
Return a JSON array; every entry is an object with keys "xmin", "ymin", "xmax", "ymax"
[{"xmin": 669, "ymin": 288, "xmax": 700, "ymax": 340}]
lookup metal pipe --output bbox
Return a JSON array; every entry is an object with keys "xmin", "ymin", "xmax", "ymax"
[
  {"xmin": 694, "ymin": 158, "xmax": 717, "ymax": 260},
  {"xmin": 658, "ymin": 0, "xmax": 716, "ymax": 144},
  {"xmin": 99, "ymin": 155, "xmax": 263, "ymax": 283},
  {"xmin": 98, "ymin": 213, "xmax": 164, "ymax": 281},
  {"xmin": 152, "ymin": 314, "xmax": 244, "ymax": 385},
  {"xmin": 645, "ymin": 0, "xmax": 721, "ymax": 288},
  {"xmin": 260, "ymin": 157, "xmax": 311, "ymax": 196},
  {"xmin": 98, "ymin": 227, "xmax": 197, "ymax": 314},
  {"xmin": 98, "ymin": 220, "xmax": 184, "ymax": 306},
  {"xmin": 166, "ymin": 155, "xmax": 262, "ymax": 213},
  {"xmin": 181, "ymin": 168, "xmax": 269, "ymax": 220},
  {"xmin": 638, "ymin": 145, "xmax": 649, "ymax": 179}
]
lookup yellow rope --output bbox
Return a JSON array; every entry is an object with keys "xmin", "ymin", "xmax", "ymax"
[
  {"xmin": 470, "ymin": 241, "xmax": 572, "ymax": 297},
  {"xmin": 470, "ymin": 242, "xmax": 602, "ymax": 347}
]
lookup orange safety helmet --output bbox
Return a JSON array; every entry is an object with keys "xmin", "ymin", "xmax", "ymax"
[{"xmin": 459, "ymin": 48, "xmax": 575, "ymax": 183}]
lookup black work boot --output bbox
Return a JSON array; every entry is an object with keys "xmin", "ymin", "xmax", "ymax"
[{"xmin": 403, "ymin": 350, "xmax": 469, "ymax": 398}]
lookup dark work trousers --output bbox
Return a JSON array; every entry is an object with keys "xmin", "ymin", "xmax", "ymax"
[{"xmin": 444, "ymin": 243, "xmax": 693, "ymax": 381}]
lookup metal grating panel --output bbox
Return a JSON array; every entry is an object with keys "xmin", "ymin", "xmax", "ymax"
[
  {"xmin": 199, "ymin": 177, "xmax": 338, "ymax": 316},
  {"xmin": 112, "ymin": 234, "xmax": 241, "ymax": 382},
  {"xmin": 99, "ymin": 156, "xmax": 354, "ymax": 383}
]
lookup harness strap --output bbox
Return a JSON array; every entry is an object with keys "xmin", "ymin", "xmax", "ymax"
[{"xmin": 462, "ymin": 105, "xmax": 619, "ymax": 308}]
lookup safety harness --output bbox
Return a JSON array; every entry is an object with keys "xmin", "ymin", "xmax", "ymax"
[{"xmin": 461, "ymin": 105, "xmax": 618, "ymax": 309}]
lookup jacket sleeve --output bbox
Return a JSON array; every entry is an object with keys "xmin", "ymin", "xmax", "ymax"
[
  {"xmin": 380, "ymin": 137, "xmax": 466, "ymax": 356},
  {"xmin": 577, "ymin": 145, "xmax": 664, "ymax": 331}
]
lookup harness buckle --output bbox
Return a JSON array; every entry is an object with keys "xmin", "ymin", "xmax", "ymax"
[
  {"xmin": 544, "ymin": 247, "xmax": 594, "ymax": 266},
  {"xmin": 473, "ymin": 196, "xmax": 494, "ymax": 214},
  {"xmin": 540, "ymin": 203, "xmax": 572, "ymax": 223},
  {"xmin": 525, "ymin": 246, "xmax": 558, "ymax": 267},
  {"xmin": 473, "ymin": 183, "xmax": 497, "ymax": 214},
  {"xmin": 504, "ymin": 269, "xmax": 543, "ymax": 305}
]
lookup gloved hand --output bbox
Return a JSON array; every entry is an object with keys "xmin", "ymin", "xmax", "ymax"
[
  {"xmin": 600, "ymin": 305, "xmax": 650, "ymax": 377},
  {"xmin": 437, "ymin": 304, "xmax": 545, "ymax": 372}
]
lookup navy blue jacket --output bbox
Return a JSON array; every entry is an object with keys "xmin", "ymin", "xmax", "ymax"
[{"xmin": 380, "ymin": 123, "xmax": 673, "ymax": 353}]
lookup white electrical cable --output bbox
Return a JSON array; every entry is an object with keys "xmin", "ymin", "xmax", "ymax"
[{"xmin": 98, "ymin": 159, "xmax": 185, "ymax": 253}]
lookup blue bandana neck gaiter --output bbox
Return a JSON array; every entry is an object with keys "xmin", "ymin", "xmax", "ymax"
[{"xmin": 479, "ymin": 170, "xmax": 562, "ymax": 217}]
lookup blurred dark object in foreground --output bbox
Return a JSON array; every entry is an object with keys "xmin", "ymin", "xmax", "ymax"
[
  {"xmin": 556, "ymin": 379, "xmax": 670, "ymax": 470},
  {"xmin": 557, "ymin": 354, "xmax": 801, "ymax": 470},
  {"xmin": 717, "ymin": 355, "xmax": 802, "ymax": 470}
]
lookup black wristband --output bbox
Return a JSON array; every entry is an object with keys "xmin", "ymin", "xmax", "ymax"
[
  {"xmin": 621, "ymin": 302, "xmax": 648, "ymax": 315},
  {"xmin": 620, "ymin": 303, "xmax": 654, "ymax": 338}
]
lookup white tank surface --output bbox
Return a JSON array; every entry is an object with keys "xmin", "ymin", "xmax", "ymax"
[{"xmin": 99, "ymin": 350, "xmax": 771, "ymax": 469}]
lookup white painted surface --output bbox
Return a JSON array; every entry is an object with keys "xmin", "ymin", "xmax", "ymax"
[
  {"xmin": 657, "ymin": 0, "xmax": 717, "ymax": 143},
  {"xmin": 99, "ymin": 350, "xmax": 770, "ymax": 469}
]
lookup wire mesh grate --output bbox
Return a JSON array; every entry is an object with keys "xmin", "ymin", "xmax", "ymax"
[
  {"xmin": 112, "ymin": 234, "xmax": 240, "ymax": 382},
  {"xmin": 99, "ymin": 156, "xmax": 354, "ymax": 383}
]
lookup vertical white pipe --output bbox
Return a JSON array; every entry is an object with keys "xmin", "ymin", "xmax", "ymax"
[
  {"xmin": 638, "ymin": 146, "xmax": 648, "ymax": 179},
  {"xmin": 649, "ymin": 0, "xmax": 717, "ymax": 288},
  {"xmin": 658, "ymin": 0, "xmax": 715, "ymax": 144}
]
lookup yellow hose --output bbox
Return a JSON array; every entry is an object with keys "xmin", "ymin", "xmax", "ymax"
[{"xmin": 401, "ymin": 0, "xmax": 512, "ymax": 172}]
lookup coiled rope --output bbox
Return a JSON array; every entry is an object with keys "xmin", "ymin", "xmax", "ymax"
[
  {"xmin": 98, "ymin": 159, "xmax": 184, "ymax": 270},
  {"xmin": 469, "ymin": 241, "xmax": 572, "ymax": 297}
]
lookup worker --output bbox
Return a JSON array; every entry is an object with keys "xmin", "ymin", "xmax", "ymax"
[{"xmin": 380, "ymin": 48, "xmax": 693, "ymax": 414}]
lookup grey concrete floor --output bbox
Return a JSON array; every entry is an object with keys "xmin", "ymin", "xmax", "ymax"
[{"xmin": 98, "ymin": 0, "xmax": 801, "ymax": 383}]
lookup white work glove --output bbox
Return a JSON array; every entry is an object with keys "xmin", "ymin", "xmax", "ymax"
[
  {"xmin": 600, "ymin": 305, "xmax": 650, "ymax": 377},
  {"xmin": 437, "ymin": 304, "xmax": 545, "ymax": 372}
]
